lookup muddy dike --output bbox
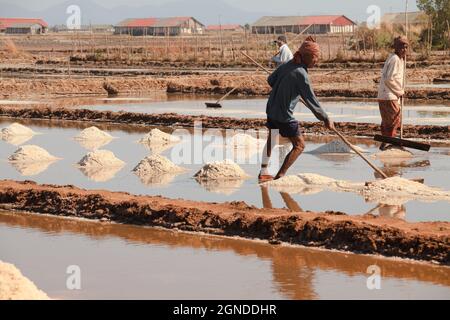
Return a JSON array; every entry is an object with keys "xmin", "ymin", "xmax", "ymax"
[
  {"xmin": 0, "ymin": 180, "xmax": 449, "ymax": 265},
  {"xmin": 0, "ymin": 106, "xmax": 448, "ymax": 140}
]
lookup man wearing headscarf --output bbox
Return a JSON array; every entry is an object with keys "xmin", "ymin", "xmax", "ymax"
[
  {"xmin": 258, "ymin": 37, "xmax": 335, "ymax": 182},
  {"xmin": 377, "ymin": 36, "xmax": 408, "ymax": 150}
]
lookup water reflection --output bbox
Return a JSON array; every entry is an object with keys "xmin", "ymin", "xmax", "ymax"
[{"xmin": 0, "ymin": 211, "xmax": 448, "ymax": 300}]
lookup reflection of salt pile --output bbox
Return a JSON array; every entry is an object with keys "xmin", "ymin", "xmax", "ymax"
[
  {"xmin": 0, "ymin": 260, "xmax": 50, "ymax": 300},
  {"xmin": 10, "ymin": 161, "xmax": 55, "ymax": 176},
  {"xmin": 74, "ymin": 126, "xmax": 114, "ymax": 150},
  {"xmin": 77, "ymin": 149, "xmax": 125, "ymax": 181},
  {"xmin": 78, "ymin": 166, "xmax": 124, "ymax": 182},
  {"xmin": 266, "ymin": 173, "xmax": 363, "ymax": 194},
  {"xmin": 133, "ymin": 154, "xmax": 185, "ymax": 186},
  {"xmin": 0, "ymin": 123, "xmax": 36, "ymax": 146},
  {"xmin": 308, "ymin": 140, "xmax": 367, "ymax": 154},
  {"xmin": 194, "ymin": 159, "xmax": 250, "ymax": 180},
  {"xmin": 363, "ymin": 177, "xmax": 450, "ymax": 204},
  {"xmin": 372, "ymin": 149, "xmax": 413, "ymax": 159},
  {"xmin": 138, "ymin": 129, "xmax": 181, "ymax": 154},
  {"xmin": 8, "ymin": 145, "xmax": 58, "ymax": 163},
  {"xmin": 196, "ymin": 179, "xmax": 245, "ymax": 195}
]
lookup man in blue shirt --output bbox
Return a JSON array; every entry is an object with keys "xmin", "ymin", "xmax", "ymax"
[{"xmin": 259, "ymin": 38, "xmax": 335, "ymax": 182}]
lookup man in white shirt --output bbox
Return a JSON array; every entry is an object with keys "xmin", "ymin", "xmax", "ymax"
[
  {"xmin": 377, "ymin": 36, "xmax": 408, "ymax": 150},
  {"xmin": 271, "ymin": 35, "xmax": 293, "ymax": 67}
]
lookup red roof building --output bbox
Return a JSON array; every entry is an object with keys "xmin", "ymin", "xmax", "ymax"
[
  {"xmin": 251, "ymin": 15, "xmax": 356, "ymax": 34},
  {"xmin": 0, "ymin": 18, "xmax": 48, "ymax": 34},
  {"xmin": 114, "ymin": 17, "xmax": 204, "ymax": 36}
]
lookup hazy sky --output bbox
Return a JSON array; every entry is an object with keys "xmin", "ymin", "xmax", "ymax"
[{"xmin": 0, "ymin": 0, "xmax": 420, "ymax": 23}]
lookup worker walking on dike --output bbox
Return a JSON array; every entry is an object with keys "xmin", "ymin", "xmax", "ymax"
[
  {"xmin": 258, "ymin": 37, "xmax": 335, "ymax": 182},
  {"xmin": 377, "ymin": 36, "xmax": 408, "ymax": 150},
  {"xmin": 271, "ymin": 35, "xmax": 294, "ymax": 67}
]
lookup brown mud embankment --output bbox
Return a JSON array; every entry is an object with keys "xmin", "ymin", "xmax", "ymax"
[
  {"xmin": 0, "ymin": 180, "xmax": 448, "ymax": 265},
  {"xmin": 0, "ymin": 106, "xmax": 448, "ymax": 140},
  {"xmin": 1, "ymin": 72, "xmax": 449, "ymax": 100}
]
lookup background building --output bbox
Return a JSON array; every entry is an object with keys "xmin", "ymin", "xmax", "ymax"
[
  {"xmin": 0, "ymin": 18, "xmax": 48, "ymax": 34},
  {"xmin": 205, "ymin": 24, "xmax": 244, "ymax": 33},
  {"xmin": 251, "ymin": 15, "xmax": 356, "ymax": 34},
  {"xmin": 114, "ymin": 17, "xmax": 204, "ymax": 36}
]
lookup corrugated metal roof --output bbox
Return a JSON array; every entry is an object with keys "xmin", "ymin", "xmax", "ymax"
[
  {"xmin": 251, "ymin": 15, "xmax": 355, "ymax": 27},
  {"xmin": 116, "ymin": 17, "xmax": 204, "ymax": 28},
  {"xmin": 206, "ymin": 24, "xmax": 243, "ymax": 31},
  {"xmin": 382, "ymin": 12, "xmax": 428, "ymax": 24},
  {"xmin": 0, "ymin": 18, "xmax": 48, "ymax": 29}
]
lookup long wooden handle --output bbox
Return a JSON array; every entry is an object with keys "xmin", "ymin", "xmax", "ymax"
[
  {"xmin": 331, "ymin": 128, "xmax": 388, "ymax": 179},
  {"xmin": 241, "ymin": 51, "xmax": 272, "ymax": 73},
  {"xmin": 216, "ymin": 86, "xmax": 238, "ymax": 104}
]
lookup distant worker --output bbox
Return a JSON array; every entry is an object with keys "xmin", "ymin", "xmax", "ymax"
[
  {"xmin": 377, "ymin": 36, "xmax": 408, "ymax": 150},
  {"xmin": 258, "ymin": 37, "xmax": 334, "ymax": 182},
  {"xmin": 271, "ymin": 35, "xmax": 293, "ymax": 67}
]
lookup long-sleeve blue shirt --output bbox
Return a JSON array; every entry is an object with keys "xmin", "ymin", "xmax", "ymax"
[{"xmin": 266, "ymin": 60, "xmax": 329, "ymax": 123}]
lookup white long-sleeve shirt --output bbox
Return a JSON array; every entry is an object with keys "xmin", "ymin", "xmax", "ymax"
[
  {"xmin": 377, "ymin": 53, "xmax": 405, "ymax": 101},
  {"xmin": 272, "ymin": 44, "xmax": 293, "ymax": 66}
]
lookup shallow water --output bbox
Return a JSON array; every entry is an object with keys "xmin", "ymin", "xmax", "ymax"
[
  {"xmin": 0, "ymin": 210, "xmax": 449, "ymax": 300},
  {"xmin": 0, "ymin": 119, "xmax": 448, "ymax": 222},
  {"xmin": 71, "ymin": 94, "xmax": 450, "ymax": 125}
]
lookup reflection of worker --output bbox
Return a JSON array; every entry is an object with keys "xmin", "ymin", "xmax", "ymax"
[
  {"xmin": 259, "ymin": 38, "xmax": 334, "ymax": 182},
  {"xmin": 377, "ymin": 36, "xmax": 408, "ymax": 150},
  {"xmin": 378, "ymin": 204, "xmax": 406, "ymax": 220},
  {"xmin": 271, "ymin": 35, "xmax": 293, "ymax": 67}
]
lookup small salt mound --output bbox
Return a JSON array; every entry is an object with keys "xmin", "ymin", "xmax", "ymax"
[
  {"xmin": 75, "ymin": 126, "xmax": 113, "ymax": 140},
  {"xmin": 139, "ymin": 129, "xmax": 180, "ymax": 145},
  {"xmin": 308, "ymin": 140, "xmax": 367, "ymax": 154},
  {"xmin": 0, "ymin": 123, "xmax": 35, "ymax": 137},
  {"xmin": 133, "ymin": 154, "xmax": 185, "ymax": 176},
  {"xmin": 194, "ymin": 159, "xmax": 249, "ymax": 180},
  {"xmin": 8, "ymin": 145, "xmax": 58, "ymax": 163},
  {"xmin": 372, "ymin": 149, "xmax": 413, "ymax": 159},
  {"xmin": 363, "ymin": 177, "xmax": 450, "ymax": 201},
  {"xmin": 77, "ymin": 149, "xmax": 125, "ymax": 167},
  {"xmin": 1, "ymin": 134, "xmax": 33, "ymax": 146},
  {"xmin": 0, "ymin": 260, "xmax": 50, "ymax": 300},
  {"xmin": 227, "ymin": 133, "xmax": 264, "ymax": 148}
]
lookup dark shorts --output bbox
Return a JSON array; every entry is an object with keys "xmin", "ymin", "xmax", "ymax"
[{"xmin": 266, "ymin": 118, "xmax": 301, "ymax": 138}]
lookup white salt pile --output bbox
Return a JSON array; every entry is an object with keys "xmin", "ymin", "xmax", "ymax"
[
  {"xmin": 227, "ymin": 133, "xmax": 264, "ymax": 149},
  {"xmin": 136, "ymin": 172, "xmax": 179, "ymax": 186},
  {"xmin": 74, "ymin": 126, "xmax": 113, "ymax": 141},
  {"xmin": 74, "ymin": 127, "xmax": 114, "ymax": 150},
  {"xmin": 0, "ymin": 260, "xmax": 50, "ymax": 300},
  {"xmin": 372, "ymin": 148, "xmax": 413, "ymax": 159},
  {"xmin": 266, "ymin": 173, "xmax": 363, "ymax": 193},
  {"xmin": 362, "ymin": 176, "xmax": 450, "ymax": 202},
  {"xmin": 308, "ymin": 140, "xmax": 367, "ymax": 154},
  {"xmin": 77, "ymin": 149, "xmax": 125, "ymax": 168},
  {"xmin": 0, "ymin": 123, "xmax": 36, "ymax": 137},
  {"xmin": 133, "ymin": 154, "xmax": 185, "ymax": 176},
  {"xmin": 138, "ymin": 128, "xmax": 180, "ymax": 145},
  {"xmin": 8, "ymin": 145, "xmax": 59, "ymax": 163},
  {"xmin": 194, "ymin": 159, "xmax": 250, "ymax": 180}
]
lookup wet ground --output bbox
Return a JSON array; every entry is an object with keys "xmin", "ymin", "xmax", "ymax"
[
  {"xmin": 0, "ymin": 118, "xmax": 448, "ymax": 222},
  {"xmin": 1, "ymin": 210, "xmax": 449, "ymax": 299},
  {"xmin": 71, "ymin": 95, "xmax": 450, "ymax": 126}
]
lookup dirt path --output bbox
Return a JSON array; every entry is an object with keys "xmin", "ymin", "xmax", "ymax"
[
  {"xmin": 1, "ymin": 106, "xmax": 448, "ymax": 140},
  {"xmin": 0, "ymin": 180, "xmax": 448, "ymax": 265}
]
